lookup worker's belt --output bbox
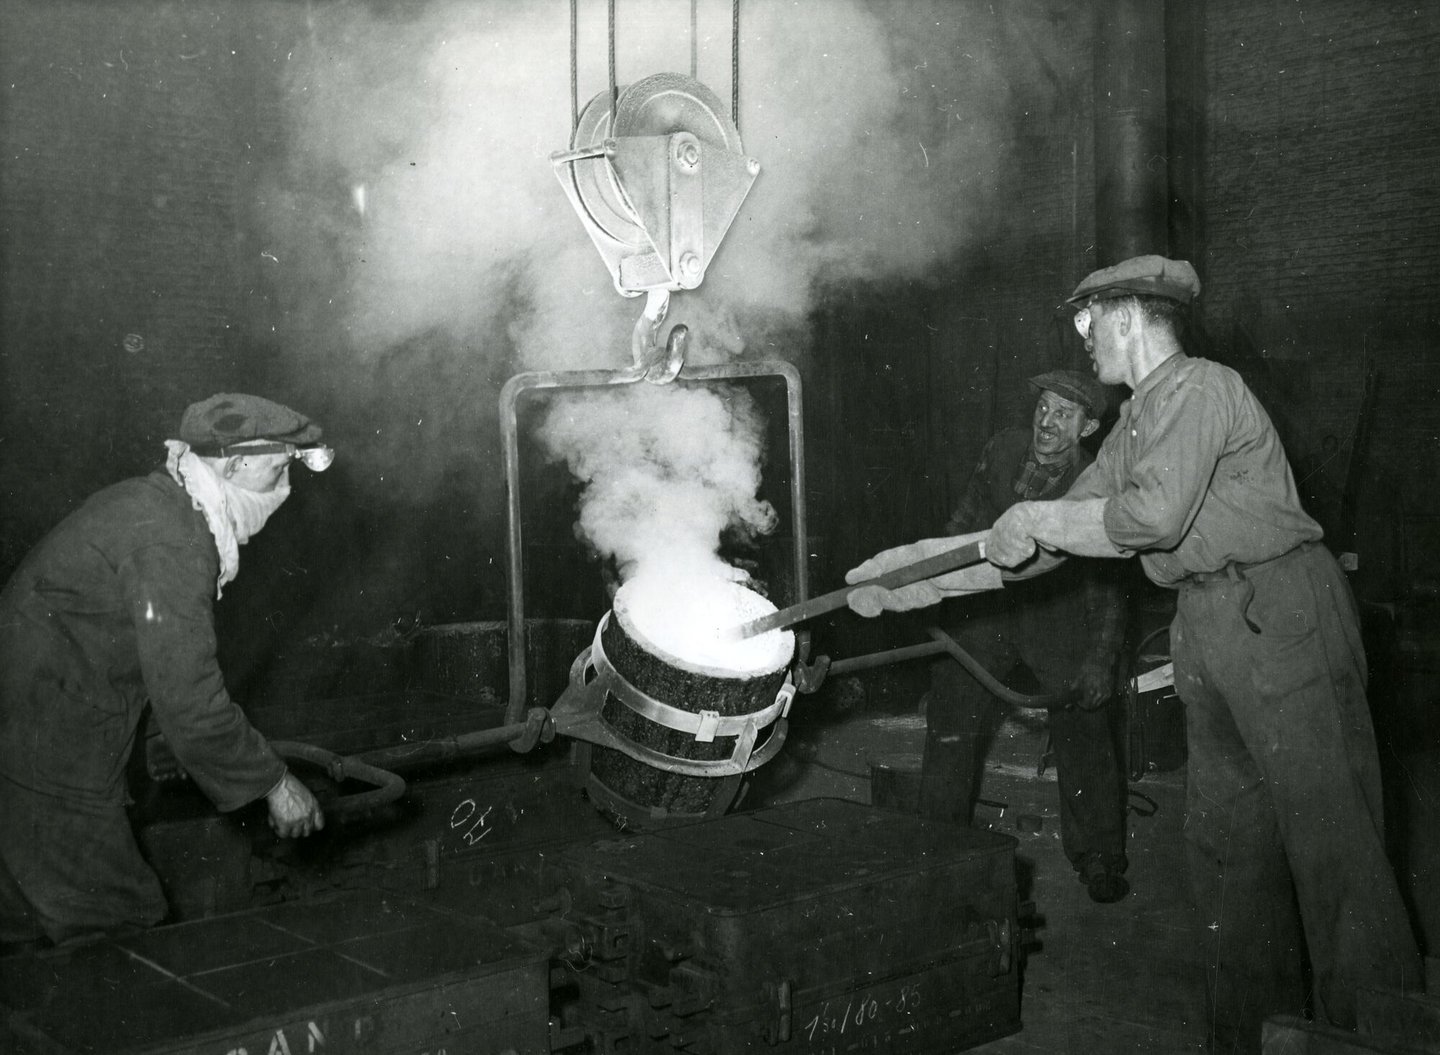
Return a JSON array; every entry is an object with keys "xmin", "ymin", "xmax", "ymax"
[
  {"xmin": 1181, "ymin": 541, "xmax": 1319, "ymax": 587},
  {"xmin": 1179, "ymin": 541, "xmax": 1320, "ymax": 633}
]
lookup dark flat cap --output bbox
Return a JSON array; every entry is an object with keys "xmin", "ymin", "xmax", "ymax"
[
  {"xmin": 179, "ymin": 393, "xmax": 322, "ymax": 455},
  {"xmin": 1066, "ymin": 254, "xmax": 1201, "ymax": 305},
  {"xmin": 1028, "ymin": 369, "xmax": 1106, "ymax": 418}
]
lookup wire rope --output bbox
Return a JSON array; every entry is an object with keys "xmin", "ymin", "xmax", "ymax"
[
  {"xmin": 731, "ymin": 0, "xmax": 740, "ymax": 132},
  {"xmin": 569, "ymin": 0, "xmax": 578, "ymax": 134},
  {"xmin": 608, "ymin": 0, "xmax": 617, "ymax": 119}
]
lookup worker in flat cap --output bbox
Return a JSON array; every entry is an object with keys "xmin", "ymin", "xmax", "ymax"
[
  {"xmin": 917, "ymin": 369, "xmax": 1131, "ymax": 903},
  {"xmin": 845, "ymin": 255, "xmax": 1421, "ymax": 1053},
  {"xmin": 0, "ymin": 394, "xmax": 333, "ymax": 949}
]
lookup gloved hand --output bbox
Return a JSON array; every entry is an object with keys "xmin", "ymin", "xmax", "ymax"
[
  {"xmin": 266, "ymin": 770, "xmax": 325, "ymax": 838},
  {"xmin": 986, "ymin": 504, "xmax": 1039, "ymax": 568},
  {"xmin": 1070, "ymin": 657, "xmax": 1116, "ymax": 710},
  {"xmin": 844, "ymin": 531, "xmax": 992, "ymax": 617}
]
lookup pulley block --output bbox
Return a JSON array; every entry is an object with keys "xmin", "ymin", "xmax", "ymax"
[{"xmin": 552, "ymin": 72, "xmax": 760, "ymax": 297}]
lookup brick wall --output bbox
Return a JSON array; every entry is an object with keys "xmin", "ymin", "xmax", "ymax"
[{"xmin": 1202, "ymin": 0, "xmax": 1440, "ymax": 591}]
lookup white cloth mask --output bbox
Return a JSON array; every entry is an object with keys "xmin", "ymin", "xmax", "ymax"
[
  {"xmin": 224, "ymin": 473, "xmax": 290, "ymax": 545},
  {"xmin": 164, "ymin": 440, "xmax": 289, "ymax": 597}
]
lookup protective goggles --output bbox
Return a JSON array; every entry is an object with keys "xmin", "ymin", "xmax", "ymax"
[
  {"xmin": 219, "ymin": 441, "xmax": 335, "ymax": 471},
  {"xmin": 1073, "ymin": 305, "xmax": 1093, "ymax": 339}
]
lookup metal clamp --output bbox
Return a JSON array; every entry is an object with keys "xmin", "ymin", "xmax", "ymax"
[{"xmin": 548, "ymin": 614, "xmax": 792, "ymax": 777}]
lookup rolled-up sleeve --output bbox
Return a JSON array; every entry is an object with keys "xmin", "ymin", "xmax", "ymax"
[
  {"xmin": 1100, "ymin": 378, "xmax": 1229, "ymax": 553},
  {"xmin": 121, "ymin": 543, "xmax": 284, "ymax": 812}
]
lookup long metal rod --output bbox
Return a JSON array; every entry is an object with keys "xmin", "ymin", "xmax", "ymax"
[
  {"xmin": 926, "ymin": 626, "xmax": 1063, "ymax": 709},
  {"xmin": 822, "ymin": 629, "xmax": 1061, "ymax": 710},
  {"xmin": 356, "ymin": 721, "xmax": 535, "ymax": 773},
  {"xmin": 734, "ymin": 539, "xmax": 984, "ymax": 639},
  {"xmin": 826, "ymin": 640, "xmax": 948, "ymax": 677},
  {"xmin": 500, "ymin": 358, "xmax": 808, "ymax": 726}
]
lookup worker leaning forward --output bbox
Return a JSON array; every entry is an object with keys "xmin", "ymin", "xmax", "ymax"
[
  {"xmin": 924, "ymin": 368, "xmax": 1131, "ymax": 903},
  {"xmin": 845, "ymin": 255, "xmax": 1422, "ymax": 1055},
  {"xmin": 0, "ymin": 393, "xmax": 332, "ymax": 950}
]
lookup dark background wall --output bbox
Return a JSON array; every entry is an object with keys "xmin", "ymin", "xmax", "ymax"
[{"xmin": 1, "ymin": 0, "xmax": 1438, "ymax": 702}]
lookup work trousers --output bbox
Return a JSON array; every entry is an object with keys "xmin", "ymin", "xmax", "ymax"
[
  {"xmin": 0, "ymin": 774, "xmax": 167, "ymax": 945},
  {"xmin": 1173, "ymin": 544, "xmax": 1421, "ymax": 1054},
  {"xmin": 922, "ymin": 614, "xmax": 1126, "ymax": 872}
]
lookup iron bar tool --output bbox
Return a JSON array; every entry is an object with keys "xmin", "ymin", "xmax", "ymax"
[{"xmin": 730, "ymin": 538, "xmax": 987, "ymax": 640}]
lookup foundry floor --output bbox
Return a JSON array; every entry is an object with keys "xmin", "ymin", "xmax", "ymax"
[{"xmin": 746, "ymin": 709, "xmax": 1208, "ymax": 1054}]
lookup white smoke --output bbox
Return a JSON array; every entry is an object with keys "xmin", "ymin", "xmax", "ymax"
[
  {"xmin": 258, "ymin": 0, "xmax": 1045, "ymax": 592},
  {"xmin": 536, "ymin": 383, "xmax": 776, "ymax": 586}
]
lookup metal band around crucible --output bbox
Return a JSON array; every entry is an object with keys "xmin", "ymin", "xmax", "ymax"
[{"xmin": 548, "ymin": 613, "xmax": 794, "ymax": 776}]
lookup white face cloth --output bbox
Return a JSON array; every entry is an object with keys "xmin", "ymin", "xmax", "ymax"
[
  {"xmin": 164, "ymin": 440, "xmax": 290, "ymax": 597},
  {"xmin": 224, "ymin": 472, "xmax": 290, "ymax": 544}
]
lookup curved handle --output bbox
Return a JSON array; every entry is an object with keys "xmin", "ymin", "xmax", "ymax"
[{"xmin": 271, "ymin": 741, "xmax": 407, "ymax": 820}]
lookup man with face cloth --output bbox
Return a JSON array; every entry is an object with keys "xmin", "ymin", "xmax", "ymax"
[
  {"xmin": 844, "ymin": 256, "xmax": 1422, "ymax": 1053},
  {"xmin": 0, "ymin": 394, "xmax": 332, "ymax": 949}
]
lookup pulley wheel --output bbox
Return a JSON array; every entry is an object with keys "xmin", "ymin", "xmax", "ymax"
[
  {"xmin": 565, "ymin": 73, "xmax": 742, "ymax": 255},
  {"xmin": 612, "ymin": 72, "xmax": 741, "ymax": 152},
  {"xmin": 567, "ymin": 90, "xmax": 648, "ymax": 251}
]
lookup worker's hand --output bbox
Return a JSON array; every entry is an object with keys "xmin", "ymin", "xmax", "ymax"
[
  {"xmin": 1070, "ymin": 658, "xmax": 1116, "ymax": 710},
  {"xmin": 843, "ymin": 532, "xmax": 992, "ymax": 617},
  {"xmin": 846, "ymin": 579, "xmax": 947, "ymax": 617},
  {"xmin": 266, "ymin": 770, "xmax": 325, "ymax": 839},
  {"xmin": 986, "ymin": 504, "xmax": 1040, "ymax": 568}
]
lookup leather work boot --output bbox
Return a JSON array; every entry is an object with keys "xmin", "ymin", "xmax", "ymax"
[{"xmin": 1078, "ymin": 853, "xmax": 1130, "ymax": 903}]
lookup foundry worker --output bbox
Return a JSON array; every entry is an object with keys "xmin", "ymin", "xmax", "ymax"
[
  {"xmin": 0, "ymin": 393, "xmax": 331, "ymax": 949},
  {"xmin": 843, "ymin": 256, "xmax": 1421, "ymax": 1053},
  {"xmin": 923, "ymin": 370, "xmax": 1131, "ymax": 903}
]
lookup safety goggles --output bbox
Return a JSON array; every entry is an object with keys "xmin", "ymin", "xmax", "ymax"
[
  {"xmin": 1073, "ymin": 305, "xmax": 1093, "ymax": 339},
  {"xmin": 220, "ymin": 441, "xmax": 335, "ymax": 471}
]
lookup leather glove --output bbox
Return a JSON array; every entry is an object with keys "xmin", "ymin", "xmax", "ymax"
[
  {"xmin": 844, "ymin": 531, "xmax": 992, "ymax": 617},
  {"xmin": 986, "ymin": 504, "xmax": 1039, "ymax": 568},
  {"xmin": 266, "ymin": 770, "xmax": 326, "ymax": 839},
  {"xmin": 1070, "ymin": 657, "xmax": 1116, "ymax": 710}
]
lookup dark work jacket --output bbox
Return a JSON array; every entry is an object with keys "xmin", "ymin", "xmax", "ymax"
[
  {"xmin": 942, "ymin": 430, "xmax": 1126, "ymax": 674},
  {"xmin": 0, "ymin": 471, "xmax": 283, "ymax": 939}
]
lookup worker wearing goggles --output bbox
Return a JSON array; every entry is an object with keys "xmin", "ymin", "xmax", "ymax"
[
  {"xmin": 216, "ymin": 440, "xmax": 336, "ymax": 472},
  {"xmin": 0, "ymin": 393, "xmax": 332, "ymax": 951},
  {"xmin": 845, "ymin": 254, "xmax": 1421, "ymax": 1055}
]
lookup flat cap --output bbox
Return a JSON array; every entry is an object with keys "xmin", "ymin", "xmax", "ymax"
[
  {"xmin": 179, "ymin": 393, "xmax": 323, "ymax": 455},
  {"xmin": 1028, "ymin": 369, "xmax": 1106, "ymax": 418},
  {"xmin": 1066, "ymin": 254, "xmax": 1201, "ymax": 305}
]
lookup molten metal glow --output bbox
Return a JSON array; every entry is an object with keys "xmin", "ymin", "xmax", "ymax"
[{"xmin": 615, "ymin": 568, "xmax": 794, "ymax": 677}]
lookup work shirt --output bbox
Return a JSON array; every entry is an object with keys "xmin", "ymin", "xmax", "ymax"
[{"xmin": 1066, "ymin": 354, "xmax": 1322, "ymax": 586}]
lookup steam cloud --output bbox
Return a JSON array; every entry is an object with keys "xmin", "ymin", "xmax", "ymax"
[
  {"xmin": 256, "ymin": 0, "xmax": 1055, "ymax": 602},
  {"xmin": 537, "ymin": 383, "xmax": 776, "ymax": 586}
]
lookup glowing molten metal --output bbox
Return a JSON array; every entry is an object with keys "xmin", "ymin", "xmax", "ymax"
[{"xmin": 614, "ymin": 570, "xmax": 794, "ymax": 677}]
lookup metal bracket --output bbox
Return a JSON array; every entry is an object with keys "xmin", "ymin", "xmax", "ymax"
[
  {"xmin": 500, "ymin": 359, "xmax": 810, "ymax": 729},
  {"xmin": 547, "ymin": 615, "xmax": 792, "ymax": 778}
]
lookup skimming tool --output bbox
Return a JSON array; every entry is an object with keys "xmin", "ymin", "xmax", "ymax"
[{"xmin": 730, "ymin": 539, "xmax": 989, "ymax": 640}]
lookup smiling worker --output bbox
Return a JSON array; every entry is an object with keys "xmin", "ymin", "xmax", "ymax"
[
  {"xmin": 922, "ymin": 370, "xmax": 1130, "ymax": 903},
  {"xmin": 0, "ymin": 394, "xmax": 332, "ymax": 949},
  {"xmin": 845, "ymin": 256, "xmax": 1421, "ymax": 1053}
]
